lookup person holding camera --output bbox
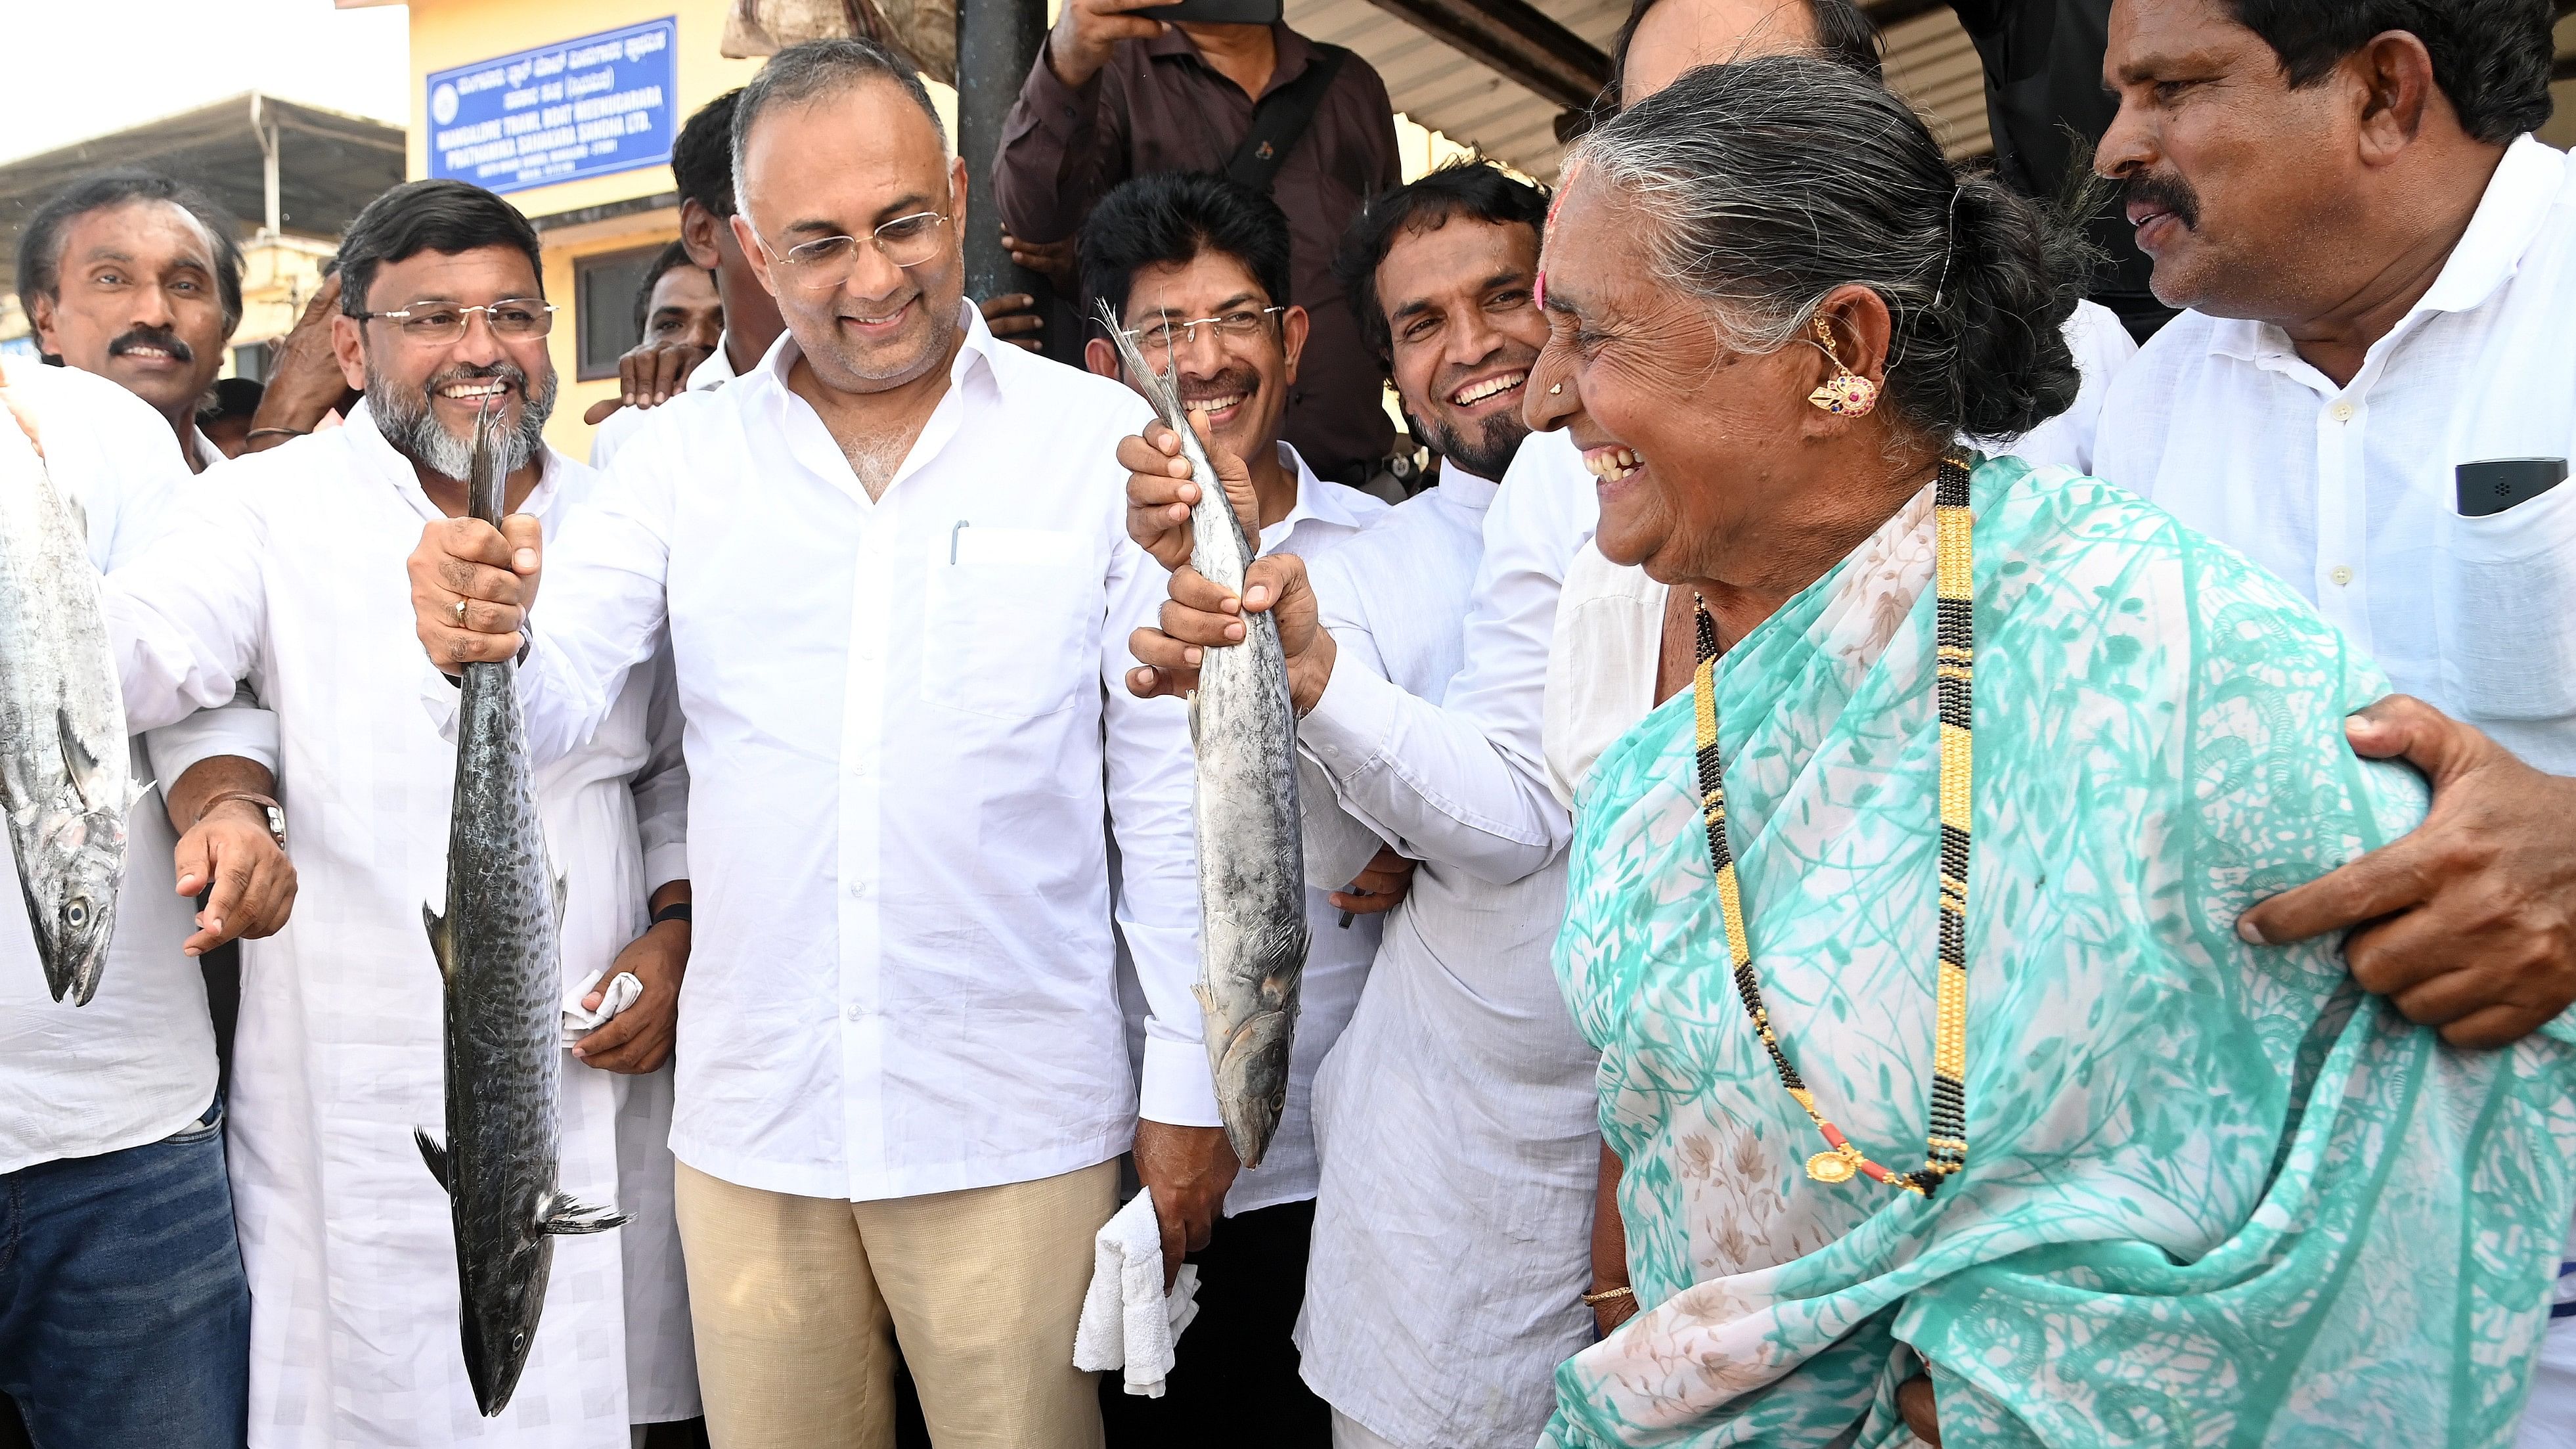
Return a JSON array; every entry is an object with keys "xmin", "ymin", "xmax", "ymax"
[{"xmin": 994, "ymin": 0, "xmax": 1401, "ymax": 492}]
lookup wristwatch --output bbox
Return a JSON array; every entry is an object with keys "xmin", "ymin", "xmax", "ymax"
[{"xmin": 200, "ymin": 790, "xmax": 287, "ymax": 850}]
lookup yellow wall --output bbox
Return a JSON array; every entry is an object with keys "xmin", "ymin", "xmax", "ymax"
[{"xmin": 407, "ymin": 0, "xmax": 763, "ymax": 457}]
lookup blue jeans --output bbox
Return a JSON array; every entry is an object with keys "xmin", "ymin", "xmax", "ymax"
[{"xmin": 0, "ymin": 1101, "xmax": 250, "ymax": 1448}]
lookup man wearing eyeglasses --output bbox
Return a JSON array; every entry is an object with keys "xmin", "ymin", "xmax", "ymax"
[
  {"xmin": 97, "ymin": 178, "xmax": 700, "ymax": 1446},
  {"xmin": 1076, "ymin": 169, "xmax": 1387, "ymax": 1444},
  {"xmin": 403, "ymin": 39, "xmax": 1215, "ymax": 1449}
]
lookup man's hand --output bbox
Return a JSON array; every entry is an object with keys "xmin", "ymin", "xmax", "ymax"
[
  {"xmin": 573, "ymin": 912, "xmax": 688, "ymax": 1074},
  {"xmin": 1328, "ymin": 847, "xmax": 1415, "ymax": 917},
  {"xmin": 164, "ymin": 758, "xmax": 297, "ymax": 956},
  {"xmin": 409, "ymin": 516, "xmax": 543, "ymax": 673},
  {"xmin": 582, "ymin": 336, "xmax": 717, "ymax": 424},
  {"xmin": 1046, "ymin": 0, "xmax": 1170, "ymax": 89},
  {"xmin": 1122, "ymin": 417, "xmax": 1259, "ymax": 571},
  {"xmin": 245, "ymin": 273, "xmax": 349, "ymax": 451},
  {"xmin": 1125, "ymin": 552, "xmax": 1335, "ymax": 715},
  {"xmin": 1003, "ymin": 231, "xmax": 1079, "ymax": 294},
  {"xmin": 1132, "ymin": 1119, "xmax": 1239, "ymax": 1291},
  {"xmin": 977, "ymin": 292, "xmax": 1046, "ymax": 353},
  {"xmin": 2238, "ymin": 695, "xmax": 2576, "ymax": 1048}
]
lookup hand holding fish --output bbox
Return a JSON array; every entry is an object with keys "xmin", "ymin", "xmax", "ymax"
[
  {"xmin": 409, "ymin": 514, "xmax": 544, "ymax": 673},
  {"xmin": 1132, "ymin": 1119, "xmax": 1239, "ymax": 1291},
  {"xmin": 1121, "ymin": 417, "xmax": 1261, "ymax": 572},
  {"xmin": 1126, "ymin": 554, "xmax": 1333, "ymax": 714}
]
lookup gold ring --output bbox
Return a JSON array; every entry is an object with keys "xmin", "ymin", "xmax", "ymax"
[{"xmin": 453, "ymin": 598, "xmax": 469, "ymax": 624}]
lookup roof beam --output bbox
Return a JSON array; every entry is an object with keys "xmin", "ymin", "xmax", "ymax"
[{"xmin": 1352, "ymin": 0, "xmax": 1610, "ymax": 112}]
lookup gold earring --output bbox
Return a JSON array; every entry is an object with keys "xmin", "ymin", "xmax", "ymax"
[
  {"xmin": 1806, "ymin": 315, "xmax": 1878, "ymax": 417},
  {"xmin": 1549, "ymin": 383, "xmax": 1563, "ymax": 395}
]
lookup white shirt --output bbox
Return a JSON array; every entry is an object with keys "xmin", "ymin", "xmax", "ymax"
[
  {"xmin": 0, "ymin": 358, "xmax": 276, "ymax": 1175},
  {"xmin": 510, "ymin": 305, "xmax": 1207, "ymax": 1203},
  {"xmin": 1297, "ymin": 429, "xmax": 1595, "ymax": 887},
  {"xmin": 2087, "ymin": 133, "xmax": 2576, "ymax": 1442},
  {"xmin": 102, "ymin": 408, "xmax": 696, "ymax": 1444},
  {"xmin": 1291, "ymin": 466, "xmax": 1600, "ymax": 1448},
  {"xmin": 2095, "ymin": 135, "xmax": 2576, "ymax": 776},
  {"xmin": 587, "ymin": 336, "xmax": 741, "ymax": 470}
]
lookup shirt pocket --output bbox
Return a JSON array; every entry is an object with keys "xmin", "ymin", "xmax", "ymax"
[
  {"xmin": 2443, "ymin": 476, "xmax": 2576, "ymax": 722},
  {"xmin": 921, "ymin": 527, "xmax": 1097, "ymax": 721}
]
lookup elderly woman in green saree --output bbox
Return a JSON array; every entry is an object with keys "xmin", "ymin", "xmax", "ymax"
[{"xmin": 1527, "ymin": 58, "xmax": 2576, "ymax": 1448}]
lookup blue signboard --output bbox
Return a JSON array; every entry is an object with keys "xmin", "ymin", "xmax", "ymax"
[{"xmin": 427, "ymin": 18, "xmax": 677, "ymax": 195}]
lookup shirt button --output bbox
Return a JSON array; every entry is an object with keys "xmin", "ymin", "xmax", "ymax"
[
  {"xmin": 846, "ymin": 1002, "xmax": 864, "ymax": 1021},
  {"xmin": 2330, "ymin": 566, "xmax": 2355, "ymax": 586},
  {"xmin": 2330, "ymin": 402, "xmax": 2355, "ymax": 422},
  {"xmin": 848, "ymin": 879, "xmax": 869, "ymax": 898}
]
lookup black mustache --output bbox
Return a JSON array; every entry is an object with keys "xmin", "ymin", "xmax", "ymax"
[
  {"xmin": 1178, "ymin": 370, "xmax": 1259, "ymax": 405},
  {"xmin": 2123, "ymin": 173, "xmax": 2202, "ymax": 231},
  {"xmin": 108, "ymin": 327, "xmax": 192, "ymax": 364}
]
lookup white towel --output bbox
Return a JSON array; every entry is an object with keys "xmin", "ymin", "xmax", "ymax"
[
  {"xmin": 1071, "ymin": 1188, "xmax": 1201, "ymax": 1397},
  {"xmin": 562, "ymin": 968, "xmax": 643, "ymax": 1040}
]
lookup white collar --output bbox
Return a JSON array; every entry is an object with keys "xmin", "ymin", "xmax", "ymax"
[
  {"xmin": 187, "ymin": 426, "xmax": 225, "ymax": 473},
  {"xmin": 2206, "ymin": 134, "xmax": 2567, "ymax": 371},
  {"xmin": 1260, "ymin": 443, "xmax": 1373, "ymax": 551},
  {"xmin": 1431, "ymin": 457, "xmax": 1501, "ymax": 511},
  {"xmin": 687, "ymin": 336, "xmax": 740, "ymax": 391}
]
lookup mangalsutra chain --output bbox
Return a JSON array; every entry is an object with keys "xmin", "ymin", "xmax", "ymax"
[{"xmin": 1691, "ymin": 451, "xmax": 1976, "ymax": 1197}]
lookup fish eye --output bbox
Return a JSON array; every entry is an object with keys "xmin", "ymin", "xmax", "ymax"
[{"xmin": 64, "ymin": 899, "xmax": 89, "ymax": 929}]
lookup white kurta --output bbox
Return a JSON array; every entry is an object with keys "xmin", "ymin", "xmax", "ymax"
[
  {"xmin": 102, "ymin": 405, "xmax": 697, "ymax": 1446},
  {"xmin": 1290, "ymin": 470, "xmax": 1600, "ymax": 1448},
  {"xmin": 0, "ymin": 358, "xmax": 275, "ymax": 1174}
]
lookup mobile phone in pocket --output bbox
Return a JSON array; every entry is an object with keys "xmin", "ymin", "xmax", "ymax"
[{"xmin": 2456, "ymin": 458, "xmax": 2569, "ymax": 518}]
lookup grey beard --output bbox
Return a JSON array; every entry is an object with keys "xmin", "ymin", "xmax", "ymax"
[
  {"xmin": 1429, "ymin": 410, "xmax": 1529, "ymax": 483},
  {"xmin": 368, "ymin": 361, "xmax": 556, "ymax": 481}
]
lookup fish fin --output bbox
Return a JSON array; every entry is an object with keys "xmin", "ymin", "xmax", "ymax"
[
  {"xmin": 56, "ymin": 707, "xmax": 109, "ymax": 811},
  {"xmin": 542, "ymin": 1192, "xmax": 629, "ymax": 1236},
  {"xmin": 552, "ymin": 872, "xmax": 568, "ymax": 925},
  {"xmin": 415, "ymin": 1130, "xmax": 451, "ymax": 1194},
  {"xmin": 422, "ymin": 904, "xmax": 453, "ymax": 980},
  {"xmin": 1186, "ymin": 688, "xmax": 1200, "ymax": 747},
  {"xmin": 128, "ymin": 778, "xmax": 156, "ymax": 814}
]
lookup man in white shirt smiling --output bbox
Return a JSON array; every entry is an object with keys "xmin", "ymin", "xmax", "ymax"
[
  {"xmin": 2087, "ymin": 0, "xmax": 2576, "ymax": 1438},
  {"xmin": 1077, "ymin": 167, "xmax": 1387, "ymax": 1443},
  {"xmin": 405, "ymin": 40, "xmax": 1208, "ymax": 1449},
  {"xmin": 1293, "ymin": 161, "xmax": 1601, "ymax": 1449}
]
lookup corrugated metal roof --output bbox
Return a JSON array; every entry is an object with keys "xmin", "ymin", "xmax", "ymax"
[{"xmin": 1285, "ymin": 0, "xmax": 1991, "ymax": 178}]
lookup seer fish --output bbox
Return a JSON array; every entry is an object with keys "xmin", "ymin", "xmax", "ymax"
[
  {"xmin": 0, "ymin": 401, "xmax": 140, "ymax": 1006},
  {"xmin": 416, "ymin": 399, "xmax": 623, "ymax": 1416},
  {"xmin": 1101, "ymin": 305, "xmax": 1309, "ymax": 1169}
]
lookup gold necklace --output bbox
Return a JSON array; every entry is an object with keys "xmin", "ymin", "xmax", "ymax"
[{"xmin": 1689, "ymin": 451, "xmax": 1974, "ymax": 1197}]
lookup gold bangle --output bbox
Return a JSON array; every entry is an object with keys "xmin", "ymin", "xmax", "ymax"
[{"xmin": 1580, "ymin": 1284, "xmax": 1634, "ymax": 1306}]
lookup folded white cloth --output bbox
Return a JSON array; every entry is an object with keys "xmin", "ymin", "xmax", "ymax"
[
  {"xmin": 1072, "ymin": 1188, "xmax": 1200, "ymax": 1397},
  {"xmin": 562, "ymin": 968, "xmax": 643, "ymax": 1039}
]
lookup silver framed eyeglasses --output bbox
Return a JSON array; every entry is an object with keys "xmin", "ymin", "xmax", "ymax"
[
  {"xmin": 359, "ymin": 299, "xmax": 557, "ymax": 345},
  {"xmin": 751, "ymin": 211, "xmax": 951, "ymax": 288},
  {"xmin": 1119, "ymin": 306, "xmax": 1287, "ymax": 353}
]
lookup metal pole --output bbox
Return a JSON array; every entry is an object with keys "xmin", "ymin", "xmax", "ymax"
[
  {"xmin": 252, "ymin": 94, "xmax": 282, "ymax": 240},
  {"xmin": 956, "ymin": 0, "xmax": 1053, "ymax": 337}
]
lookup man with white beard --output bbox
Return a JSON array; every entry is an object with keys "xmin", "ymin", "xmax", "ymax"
[{"xmin": 98, "ymin": 179, "xmax": 698, "ymax": 1447}]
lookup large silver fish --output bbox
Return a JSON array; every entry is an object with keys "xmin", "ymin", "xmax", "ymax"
[
  {"xmin": 0, "ymin": 405, "xmax": 140, "ymax": 1006},
  {"xmin": 416, "ymin": 401, "xmax": 622, "ymax": 1417},
  {"xmin": 1101, "ymin": 306, "xmax": 1309, "ymax": 1169}
]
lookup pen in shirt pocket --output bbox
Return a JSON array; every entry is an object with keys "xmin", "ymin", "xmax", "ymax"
[{"xmin": 950, "ymin": 520, "xmax": 969, "ymax": 564}]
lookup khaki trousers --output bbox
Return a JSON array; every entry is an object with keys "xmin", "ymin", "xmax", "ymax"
[{"xmin": 675, "ymin": 1159, "xmax": 1117, "ymax": 1449}]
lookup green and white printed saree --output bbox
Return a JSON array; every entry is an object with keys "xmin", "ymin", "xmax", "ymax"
[{"xmin": 1547, "ymin": 455, "xmax": 2576, "ymax": 1448}]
